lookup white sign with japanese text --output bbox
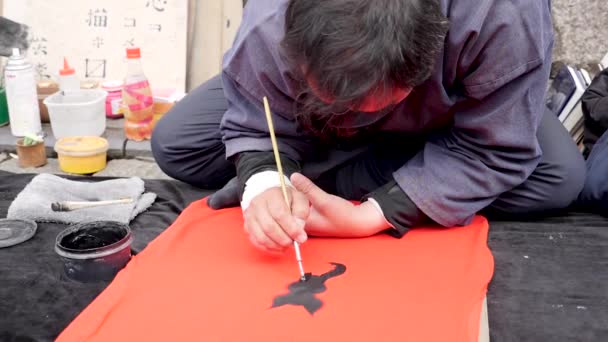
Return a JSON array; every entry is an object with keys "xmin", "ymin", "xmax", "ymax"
[{"xmin": 3, "ymin": 0, "xmax": 188, "ymax": 92}]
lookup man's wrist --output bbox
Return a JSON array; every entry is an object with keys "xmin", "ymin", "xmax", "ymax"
[
  {"xmin": 358, "ymin": 200, "xmax": 393, "ymax": 235},
  {"xmin": 234, "ymin": 151, "xmax": 300, "ymax": 200},
  {"xmin": 240, "ymin": 171, "xmax": 292, "ymax": 210}
]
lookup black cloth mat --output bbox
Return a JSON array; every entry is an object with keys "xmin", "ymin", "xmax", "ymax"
[
  {"xmin": 0, "ymin": 171, "xmax": 606, "ymax": 341},
  {"xmin": 0, "ymin": 171, "xmax": 211, "ymax": 341}
]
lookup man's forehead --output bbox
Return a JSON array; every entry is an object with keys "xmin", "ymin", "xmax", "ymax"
[{"xmin": 304, "ymin": 72, "xmax": 411, "ymax": 112}]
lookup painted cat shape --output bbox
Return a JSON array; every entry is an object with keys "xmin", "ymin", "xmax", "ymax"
[{"xmin": 271, "ymin": 262, "xmax": 346, "ymax": 315}]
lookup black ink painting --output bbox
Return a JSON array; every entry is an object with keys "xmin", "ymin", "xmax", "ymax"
[{"xmin": 271, "ymin": 263, "xmax": 346, "ymax": 315}]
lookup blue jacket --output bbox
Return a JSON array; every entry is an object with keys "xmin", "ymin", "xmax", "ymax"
[{"xmin": 220, "ymin": 0, "xmax": 554, "ymax": 227}]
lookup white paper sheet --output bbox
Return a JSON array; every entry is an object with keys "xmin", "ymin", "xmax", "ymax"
[{"xmin": 3, "ymin": 0, "xmax": 188, "ymax": 92}]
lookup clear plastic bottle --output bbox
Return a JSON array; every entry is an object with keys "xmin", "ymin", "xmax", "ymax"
[
  {"xmin": 58, "ymin": 57, "xmax": 80, "ymax": 92},
  {"xmin": 4, "ymin": 48, "xmax": 41, "ymax": 137},
  {"xmin": 122, "ymin": 47, "xmax": 154, "ymax": 141}
]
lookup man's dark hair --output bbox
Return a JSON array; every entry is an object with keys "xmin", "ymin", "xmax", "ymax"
[{"xmin": 281, "ymin": 0, "xmax": 449, "ymax": 138}]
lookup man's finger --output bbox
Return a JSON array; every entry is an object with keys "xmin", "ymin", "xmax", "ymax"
[
  {"xmin": 248, "ymin": 216, "xmax": 285, "ymax": 252},
  {"xmin": 290, "ymin": 190, "xmax": 310, "ymax": 229},
  {"xmin": 249, "ymin": 235, "xmax": 284, "ymax": 255},
  {"xmin": 257, "ymin": 203, "xmax": 294, "ymax": 247},
  {"xmin": 267, "ymin": 196, "xmax": 307, "ymax": 244},
  {"xmin": 291, "ymin": 173, "xmax": 329, "ymax": 208}
]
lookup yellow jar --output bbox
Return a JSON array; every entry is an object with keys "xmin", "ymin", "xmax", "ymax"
[{"xmin": 55, "ymin": 136, "xmax": 109, "ymax": 174}]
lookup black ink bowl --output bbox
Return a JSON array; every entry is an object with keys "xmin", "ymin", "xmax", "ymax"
[{"xmin": 55, "ymin": 221, "xmax": 132, "ymax": 283}]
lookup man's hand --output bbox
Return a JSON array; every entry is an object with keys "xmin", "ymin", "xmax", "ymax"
[
  {"xmin": 290, "ymin": 173, "xmax": 391, "ymax": 238},
  {"xmin": 243, "ymin": 186, "xmax": 309, "ymax": 254}
]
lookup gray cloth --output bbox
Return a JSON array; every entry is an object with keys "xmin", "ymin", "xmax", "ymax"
[{"xmin": 6, "ymin": 174, "xmax": 157, "ymax": 224}]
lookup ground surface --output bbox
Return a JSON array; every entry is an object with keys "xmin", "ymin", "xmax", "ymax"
[{"xmin": 552, "ymin": 0, "xmax": 608, "ymax": 65}]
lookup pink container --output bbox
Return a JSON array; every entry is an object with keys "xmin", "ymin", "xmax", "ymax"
[{"xmin": 101, "ymin": 80, "xmax": 124, "ymax": 119}]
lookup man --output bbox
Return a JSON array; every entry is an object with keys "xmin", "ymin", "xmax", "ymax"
[
  {"xmin": 581, "ymin": 66, "xmax": 608, "ymax": 156},
  {"xmin": 577, "ymin": 66, "xmax": 608, "ymax": 212},
  {"xmin": 152, "ymin": 0, "xmax": 586, "ymax": 253}
]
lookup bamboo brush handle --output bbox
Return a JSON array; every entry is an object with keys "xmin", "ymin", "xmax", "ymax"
[{"xmin": 51, "ymin": 198, "xmax": 134, "ymax": 212}]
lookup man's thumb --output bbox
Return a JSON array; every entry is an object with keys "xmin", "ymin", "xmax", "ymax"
[{"xmin": 291, "ymin": 173, "xmax": 327, "ymax": 206}]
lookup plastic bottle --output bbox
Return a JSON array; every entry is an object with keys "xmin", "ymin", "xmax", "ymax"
[
  {"xmin": 102, "ymin": 80, "xmax": 124, "ymax": 119},
  {"xmin": 4, "ymin": 48, "xmax": 42, "ymax": 137},
  {"xmin": 122, "ymin": 47, "xmax": 154, "ymax": 141},
  {"xmin": 58, "ymin": 58, "xmax": 80, "ymax": 91}
]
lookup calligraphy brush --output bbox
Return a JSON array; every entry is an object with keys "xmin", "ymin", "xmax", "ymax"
[
  {"xmin": 51, "ymin": 198, "xmax": 134, "ymax": 212},
  {"xmin": 262, "ymin": 96, "xmax": 307, "ymax": 282}
]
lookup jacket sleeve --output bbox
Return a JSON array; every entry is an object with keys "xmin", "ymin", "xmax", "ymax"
[
  {"xmin": 219, "ymin": 3, "xmax": 313, "ymax": 190},
  {"xmin": 363, "ymin": 181, "xmax": 430, "ymax": 238},
  {"xmin": 388, "ymin": 7, "xmax": 554, "ymax": 227},
  {"xmin": 582, "ymin": 68, "xmax": 608, "ymax": 152},
  {"xmin": 220, "ymin": 72, "xmax": 311, "ymax": 164},
  {"xmin": 582, "ymin": 68, "xmax": 608, "ymax": 126}
]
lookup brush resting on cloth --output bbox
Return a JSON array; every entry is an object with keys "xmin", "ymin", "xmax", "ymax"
[{"xmin": 7, "ymin": 174, "xmax": 157, "ymax": 224}]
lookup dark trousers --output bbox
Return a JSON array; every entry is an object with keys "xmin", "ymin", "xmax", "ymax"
[
  {"xmin": 577, "ymin": 129, "xmax": 608, "ymax": 212},
  {"xmin": 152, "ymin": 75, "xmax": 586, "ymax": 217}
]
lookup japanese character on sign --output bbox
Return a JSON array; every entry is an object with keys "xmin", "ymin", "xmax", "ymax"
[
  {"xmin": 124, "ymin": 17, "xmax": 136, "ymax": 28},
  {"xmin": 92, "ymin": 37, "xmax": 104, "ymax": 48},
  {"xmin": 28, "ymin": 35, "xmax": 48, "ymax": 56},
  {"xmin": 146, "ymin": 0, "xmax": 167, "ymax": 12},
  {"xmin": 149, "ymin": 24, "xmax": 162, "ymax": 32},
  {"xmin": 35, "ymin": 63, "xmax": 51, "ymax": 79},
  {"xmin": 86, "ymin": 9, "xmax": 108, "ymax": 27},
  {"xmin": 85, "ymin": 59, "xmax": 107, "ymax": 78}
]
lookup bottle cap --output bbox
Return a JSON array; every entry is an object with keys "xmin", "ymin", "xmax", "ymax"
[
  {"xmin": 55, "ymin": 136, "xmax": 109, "ymax": 157},
  {"xmin": 7, "ymin": 48, "xmax": 29, "ymax": 69},
  {"xmin": 126, "ymin": 48, "xmax": 141, "ymax": 59},
  {"xmin": 59, "ymin": 58, "xmax": 75, "ymax": 76},
  {"xmin": 9, "ymin": 48, "xmax": 25, "ymax": 61}
]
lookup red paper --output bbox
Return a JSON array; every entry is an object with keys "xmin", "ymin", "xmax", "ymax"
[{"xmin": 58, "ymin": 199, "xmax": 494, "ymax": 342}]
